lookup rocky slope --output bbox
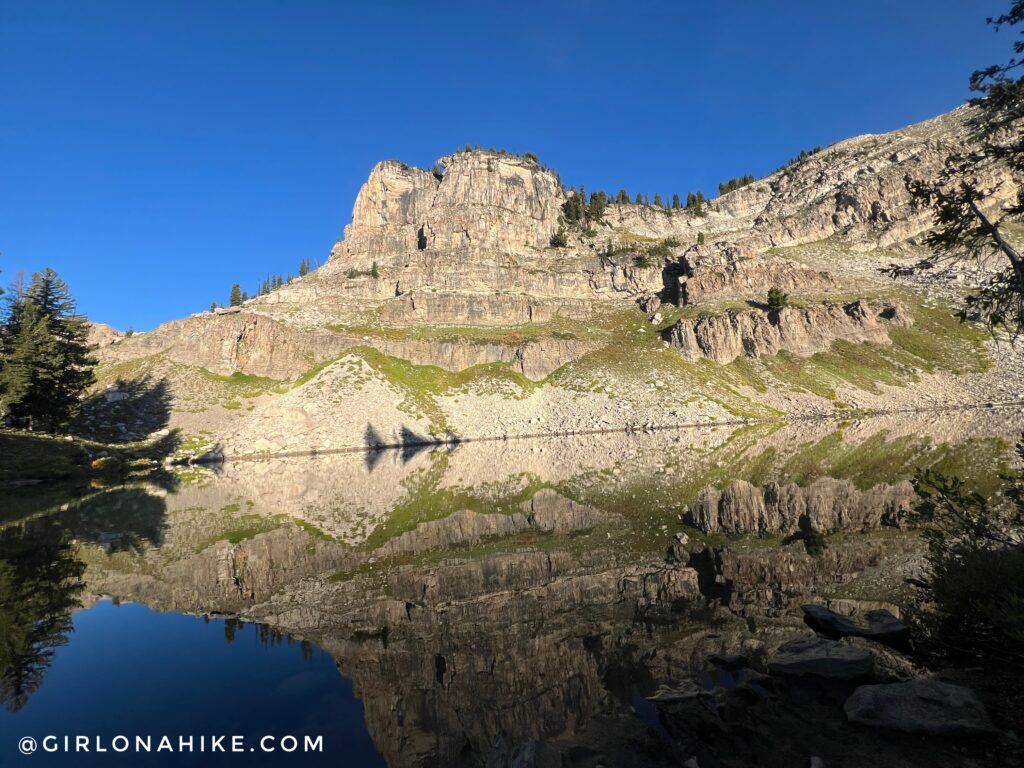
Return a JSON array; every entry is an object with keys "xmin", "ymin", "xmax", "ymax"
[{"xmin": 87, "ymin": 105, "xmax": 1024, "ymax": 455}]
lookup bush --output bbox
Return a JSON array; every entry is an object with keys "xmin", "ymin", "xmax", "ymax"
[
  {"xmin": 767, "ymin": 287, "xmax": 789, "ymax": 309},
  {"xmin": 911, "ymin": 456, "xmax": 1024, "ymax": 668},
  {"xmin": 633, "ymin": 254, "xmax": 652, "ymax": 269},
  {"xmin": 803, "ymin": 531, "xmax": 827, "ymax": 557},
  {"xmin": 550, "ymin": 229, "xmax": 568, "ymax": 248}
]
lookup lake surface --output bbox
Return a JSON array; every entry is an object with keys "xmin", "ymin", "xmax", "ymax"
[{"xmin": 1, "ymin": 408, "xmax": 1021, "ymax": 767}]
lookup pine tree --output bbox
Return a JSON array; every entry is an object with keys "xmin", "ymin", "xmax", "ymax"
[
  {"xmin": 210, "ymin": 301, "xmax": 217, "ymax": 312},
  {"xmin": 229, "ymin": 284, "xmax": 242, "ymax": 306},
  {"xmin": 1, "ymin": 269, "xmax": 96, "ymax": 430},
  {"xmin": 635, "ymin": 193, "xmax": 643, "ymax": 205},
  {"xmin": 298, "ymin": 258, "xmax": 309, "ymax": 277},
  {"xmin": 672, "ymin": 194, "xmax": 681, "ymax": 209},
  {"xmin": 653, "ymin": 193, "xmax": 663, "ymax": 208},
  {"xmin": 617, "ymin": 189, "xmax": 629, "ymax": 204},
  {"xmin": 0, "ymin": 300, "xmax": 50, "ymax": 421}
]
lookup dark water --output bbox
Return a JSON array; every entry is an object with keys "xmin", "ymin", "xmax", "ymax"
[
  {"xmin": 1, "ymin": 411, "xmax": 1021, "ymax": 767},
  {"xmin": 0, "ymin": 600, "xmax": 383, "ymax": 766}
]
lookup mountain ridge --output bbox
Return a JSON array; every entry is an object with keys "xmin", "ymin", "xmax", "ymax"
[{"xmin": 83, "ymin": 104, "xmax": 1024, "ymax": 457}]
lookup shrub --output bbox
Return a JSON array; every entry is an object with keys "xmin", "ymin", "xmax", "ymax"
[
  {"xmin": 767, "ymin": 287, "xmax": 789, "ymax": 309},
  {"xmin": 803, "ymin": 531, "xmax": 828, "ymax": 557},
  {"xmin": 550, "ymin": 229, "xmax": 568, "ymax": 248},
  {"xmin": 910, "ymin": 454, "xmax": 1024, "ymax": 669},
  {"xmin": 633, "ymin": 254, "xmax": 652, "ymax": 269}
]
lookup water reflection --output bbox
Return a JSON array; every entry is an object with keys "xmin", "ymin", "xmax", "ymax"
[
  {"xmin": 0, "ymin": 407, "xmax": 1021, "ymax": 766},
  {"xmin": 0, "ymin": 521, "xmax": 84, "ymax": 713}
]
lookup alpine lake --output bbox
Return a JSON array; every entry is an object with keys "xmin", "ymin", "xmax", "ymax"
[{"xmin": 1, "ymin": 406, "xmax": 1021, "ymax": 768}]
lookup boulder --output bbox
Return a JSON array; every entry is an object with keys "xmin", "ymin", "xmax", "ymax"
[
  {"xmin": 844, "ymin": 680, "xmax": 996, "ymax": 736},
  {"xmin": 768, "ymin": 636, "xmax": 875, "ymax": 679},
  {"xmin": 801, "ymin": 604, "xmax": 910, "ymax": 650}
]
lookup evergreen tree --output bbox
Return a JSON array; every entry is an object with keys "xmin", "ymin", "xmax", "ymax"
[
  {"xmin": 617, "ymin": 189, "xmax": 629, "ymax": 204},
  {"xmin": 897, "ymin": 0, "xmax": 1024, "ymax": 330},
  {"xmin": 210, "ymin": 301, "xmax": 217, "ymax": 312},
  {"xmin": 229, "ymin": 284, "xmax": 242, "ymax": 306},
  {"xmin": 672, "ymin": 194, "xmax": 681, "ymax": 209},
  {"xmin": 1, "ymin": 269, "xmax": 96, "ymax": 430},
  {"xmin": 653, "ymin": 193, "xmax": 663, "ymax": 208},
  {"xmin": 298, "ymin": 258, "xmax": 309, "ymax": 277},
  {"xmin": 635, "ymin": 193, "xmax": 643, "ymax": 205}
]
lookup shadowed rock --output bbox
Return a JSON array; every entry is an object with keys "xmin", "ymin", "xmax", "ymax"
[
  {"xmin": 768, "ymin": 636, "xmax": 875, "ymax": 679},
  {"xmin": 844, "ymin": 680, "xmax": 996, "ymax": 736},
  {"xmin": 802, "ymin": 604, "xmax": 910, "ymax": 650}
]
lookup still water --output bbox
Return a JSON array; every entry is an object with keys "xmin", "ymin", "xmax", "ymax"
[
  {"xmin": 0, "ymin": 601, "xmax": 383, "ymax": 766},
  {"xmin": 1, "ymin": 409, "xmax": 1020, "ymax": 767}
]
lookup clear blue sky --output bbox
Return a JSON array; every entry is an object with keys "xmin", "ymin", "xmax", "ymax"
[{"xmin": 0, "ymin": 0, "xmax": 1010, "ymax": 330}]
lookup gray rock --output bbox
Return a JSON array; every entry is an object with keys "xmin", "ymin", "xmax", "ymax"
[
  {"xmin": 801, "ymin": 604, "xmax": 910, "ymax": 649},
  {"xmin": 768, "ymin": 636, "xmax": 875, "ymax": 679},
  {"xmin": 844, "ymin": 680, "xmax": 996, "ymax": 736}
]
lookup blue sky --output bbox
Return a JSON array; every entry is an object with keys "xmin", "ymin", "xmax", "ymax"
[{"xmin": 0, "ymin": 0, "xmax": 1010, "ymax": 330}]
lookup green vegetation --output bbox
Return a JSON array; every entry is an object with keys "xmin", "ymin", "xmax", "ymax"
[
  {"xmin": 718, "ymin": 174, "xmax": 756, "ymax": 195},
  {"xmin": 1, "ymin": 268, "xmax": 97, "ymax": 431},
  {"xmin": 346, "ymin": 261, "xmax": 380, "ymax": 279},
  {"xmin": 899, "ymin": 1, "xmax": 1024, "ymax": 331},
  {"xmin": 353, "ymin": 347, "xmax": 538, "ymax": 435},
  {"xmin": 766, "ymin": 287, "xmax": 789, "ymax": 309},
  {"xmin": 777, "ymin": 145, "xmax": 823, "ymax": 173},
  {"xmin": 909, "ymin": 437, "xmax": 1024, "ymax": 675}
]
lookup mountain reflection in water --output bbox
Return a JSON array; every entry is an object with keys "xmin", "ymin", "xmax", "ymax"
[{"xmin": 0, "ymin": 408, "xmax": 1020, "ymax": 767}]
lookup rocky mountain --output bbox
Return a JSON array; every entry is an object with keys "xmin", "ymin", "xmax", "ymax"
[{"xmin": 88, "ymin": 105, "xmax": 1024, "ymax": 456}]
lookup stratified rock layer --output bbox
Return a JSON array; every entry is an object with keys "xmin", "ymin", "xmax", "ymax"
[
  {"xmin": 690, "ymin": 477, "xmax": 915, "ymax": 535},
  {"xmin": 665, "ymin": 300, "xmax": 890, "ymax": 363}
]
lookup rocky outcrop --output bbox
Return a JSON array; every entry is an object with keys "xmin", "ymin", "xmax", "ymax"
[
  {"xmin": 341, "ymin": 152, "xmax": 564, "ymax": 261},
  {"xmin": 844, "ymin": 680, "xmax": 997, "ymax": 736},
  {"xmin": 677, "ymin": 243, "xmax": 841, "ymax": 307},
  {"xmin": 377, "ymin": 493, "xmax": 604, "ymax": 556},
  {"xmin": 665, "ymin": 300, "xmax": 890, "ymax": 363},
  {"xmin": 87, "ymin": 322, "xmax": 124, "ymax": 348},
  {"xmin": 690, "ymin": 477, "xmax": 915, "ymax": 535},
  {"xmin": 768, "ymin": 636, "xmax": 875, "ymax": 679},
  {"xmin": 97, "ymin": 311, "xmax": 595, "ymax": 381}
]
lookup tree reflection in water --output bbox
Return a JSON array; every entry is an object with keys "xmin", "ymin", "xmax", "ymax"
[{"xmin": 0, "ymin": 520, "xmax": 84, "ymax": 712}]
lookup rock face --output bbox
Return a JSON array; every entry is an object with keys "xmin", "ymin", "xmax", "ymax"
[
  {"xmin": 84, "ymin": 104, "xmax": 1024, "ymax": 456},
  {"xmin": 665, "ymin": 301, "xmax": 891, "ymax": 364},
  {"xmin": 87, "ymin": 322, "xmax": 124, "ymax": 348},
  {"xmin": 690, "ymin": 477, "xmax": 915, "ymax": 535},
  {"xmin": 677, "ymin": 243, "xmax": 841, "ymax": 307},
  {"xmin": 844, "ymin": 680, "xmax": 996, "ymax": 736}
]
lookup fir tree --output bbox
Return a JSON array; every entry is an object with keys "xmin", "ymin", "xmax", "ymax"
[
  {"xmin": 617, "ymin": 189, "xmax": 629, "ymax": 204},
  {"xmin": 672, "ymin": 194, "xmax": 681, "ymax": 209},
  {"xmin": 653, "ymin": 193, "xmax": 663, "ymax": 208},
  {"xmin": 1, "ymin": 269, "xmax": 96, "ymax": 430},
  {"xmin": 229, "ymin": 284, "xmax": 242, "ymax": 306}
]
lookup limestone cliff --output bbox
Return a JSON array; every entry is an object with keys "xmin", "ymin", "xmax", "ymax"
[
  {"xmin": 664, "ymin": 300, "xmax": 891, "ymax": 363},
  {"xmin": 85, "ymin": 104, "xmax": 1024, "ymax": 453}
]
